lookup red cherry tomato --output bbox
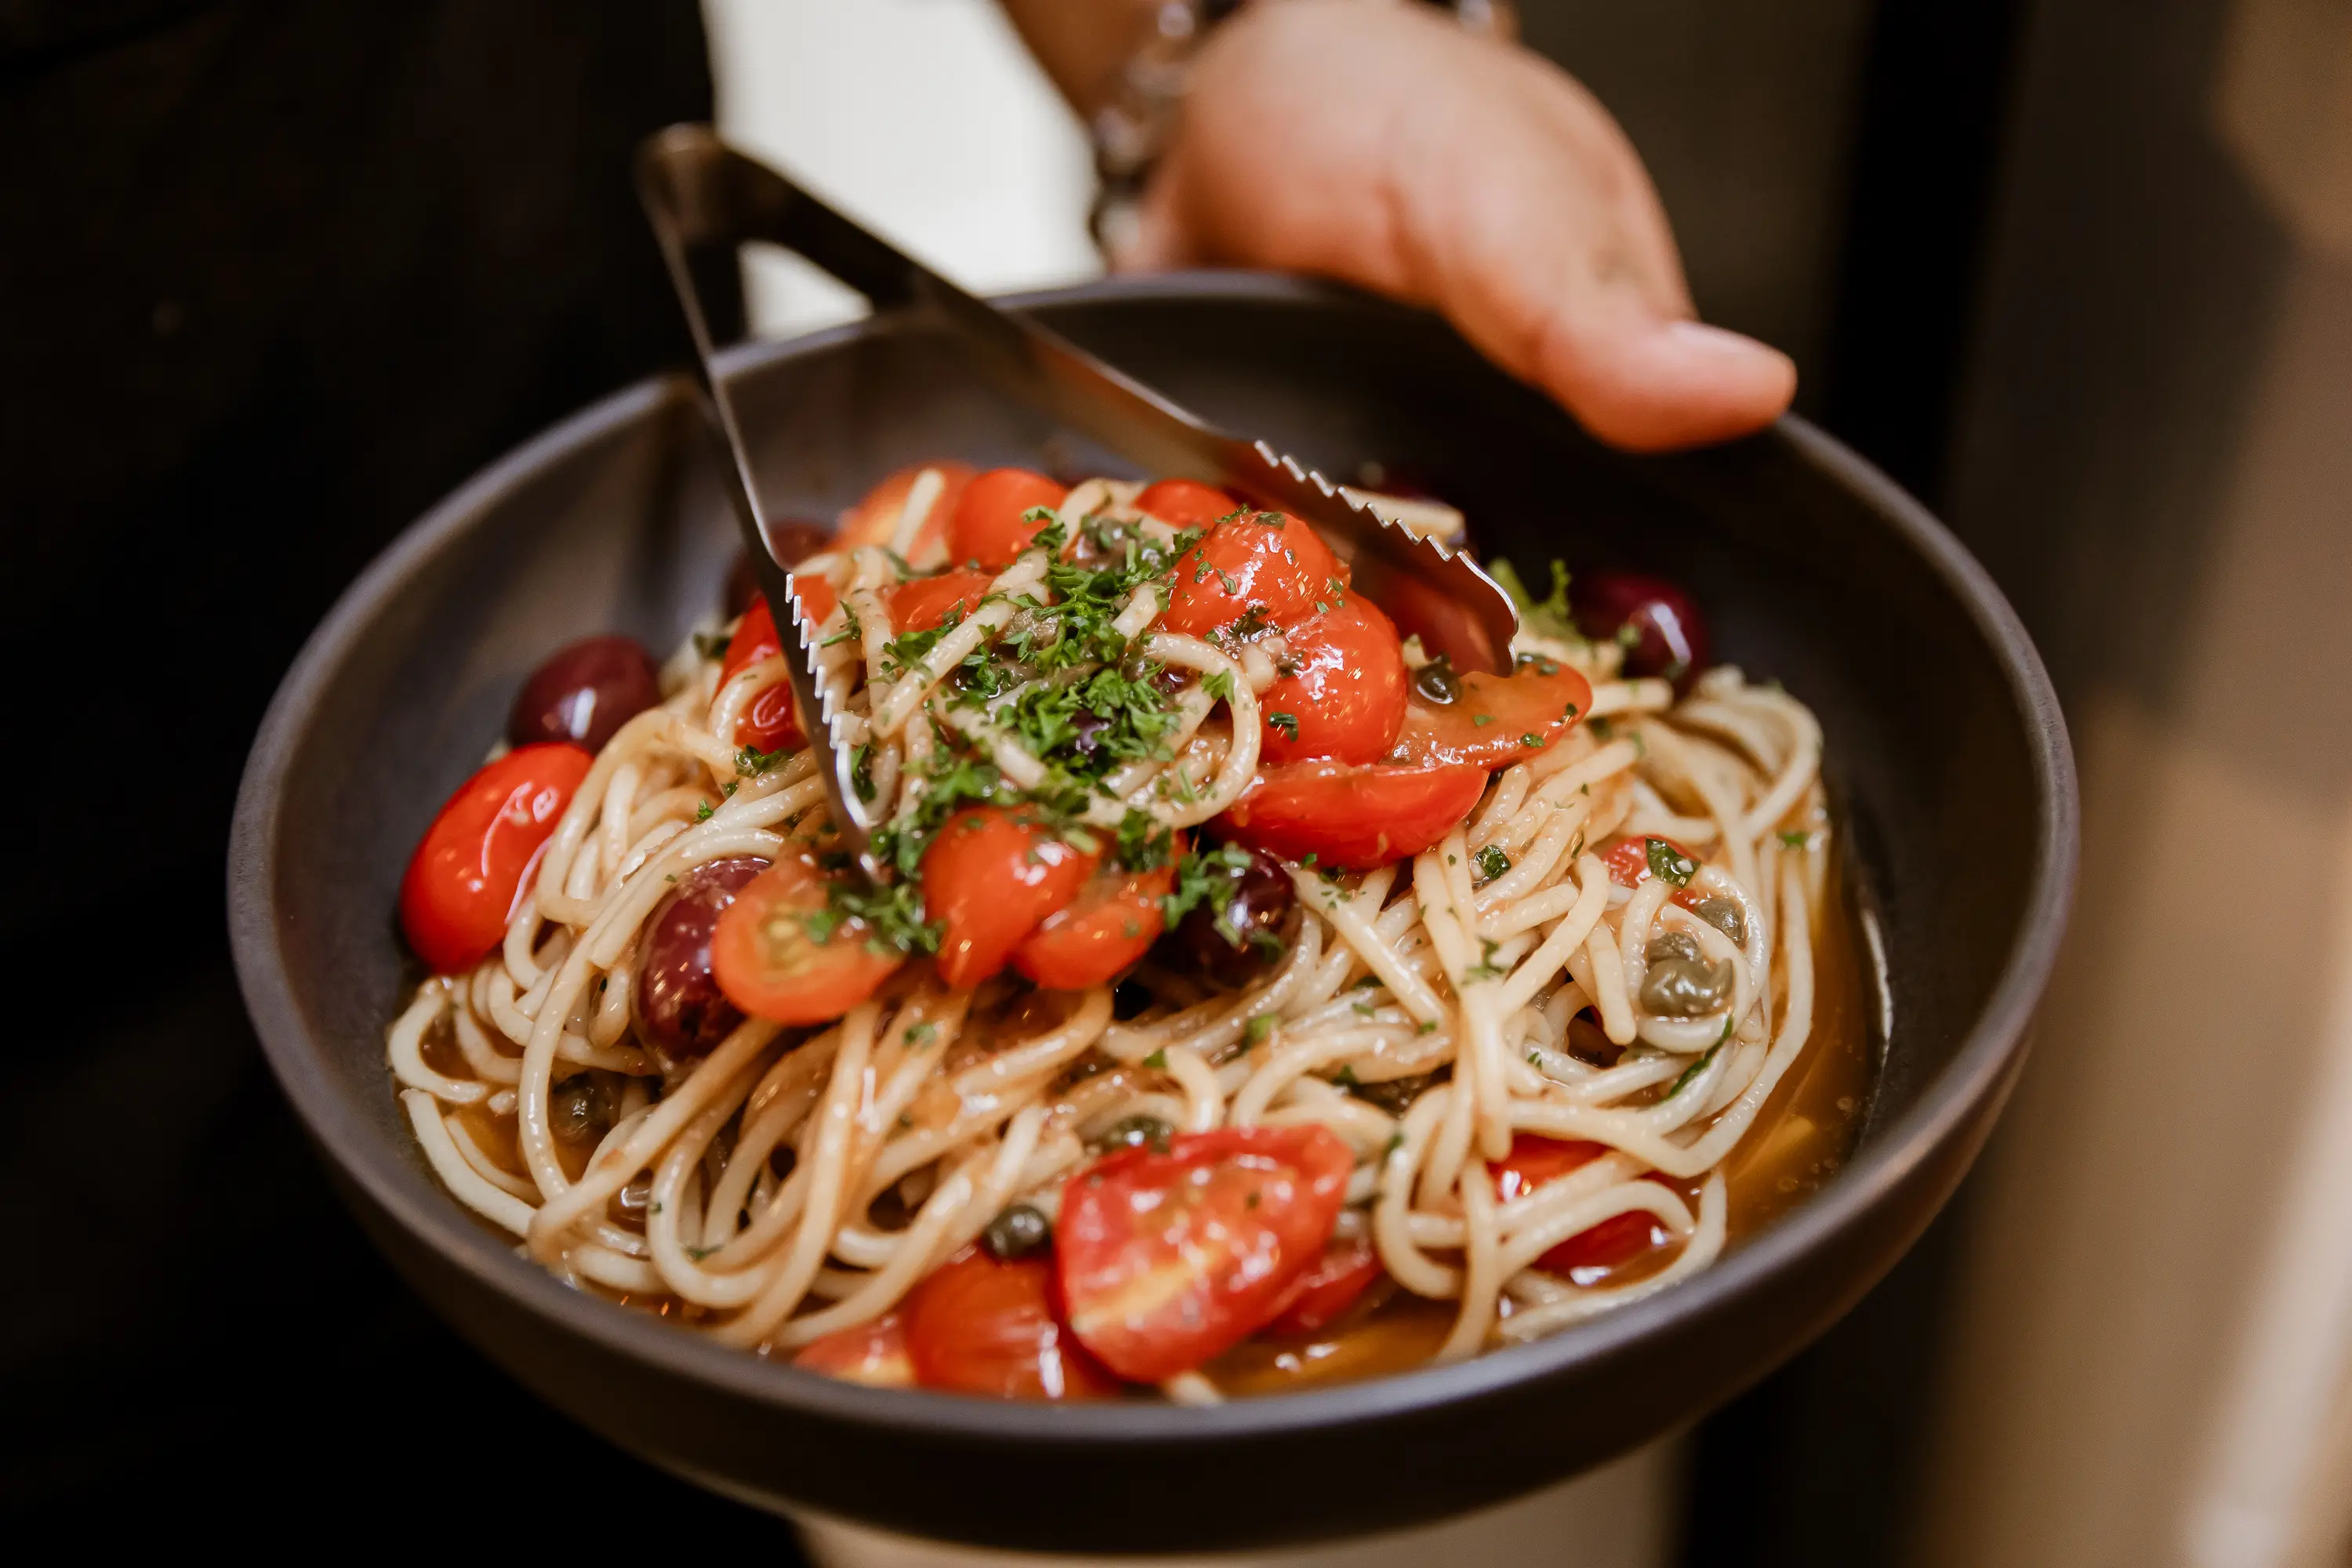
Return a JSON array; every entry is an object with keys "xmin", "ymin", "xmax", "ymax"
[
  {"xmin": 710, "ymin": 853, "xmax": 902, "ymax": 1024},
  {"xmin": 1013, "ymin": 859, "xmax": 1178, "ymax": 991},
  {"xmin": 717, "ymin": 588, "xmax": 843, "ymax": 755},
  {"xmin": 1218, "ymin": 760, "xmax": 1487, "ymax": 870},
  {"xmin": 884, "ymin": 568, "xmax": 995, "ymax": 636},
  {"xmin": 904, "ymin": 1248, "xmax": 1121, "ymax": 1399},
  {"xmin": 947, "ymin": 468, "xmax": 1068, "ymax": 569},
  {"xmin": 1159, "ymin": 511, "xmax": 1347, "ymax": 639},
  {"xmin": 837, "ymin": 461, "xmax": 975, "ymax": 564},
  {"xmin": 792, "ymin": 1313, "xmax": 916, "ymax": 1388},
  {"xmin": 1058, "ymin": 1125, "xmax": 1353, "ymax": 1382},
  {"xmin": 920, "ymin": 807, "xmax": 1098, "ymax": 989},
  {"xmin": 1257, "ymin": 596, "xmax": 1408, "ymax": 766},
  {"xmin": 399, "ymin": 743, "xmax": 593, "ymax": 974},
  {"xmin": 1261, "ymin": 1232, "xmax": 1383, "ymax": 1338},
  {"xmin": 1392, "ymin": 658, "xmax": 1594, "ymax": 771},
  {"xmin": 1492, "ymin": 1134, "xmax": 1666, "ymax": 1277},
  {"xmin": 1132, "ymin": 477, "xmax": 1240, "ymax": 529}
]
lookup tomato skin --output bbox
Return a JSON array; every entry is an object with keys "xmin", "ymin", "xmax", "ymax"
[
  {"xmin": 1393, "ymin": 659, "xmax": 1594, "ymax": 770},
  {"xmin": 1261, "ymin": 1232, "xmax": 1383, "ymax": 1338},
  {"xmin": 884, "ymin": 568, "xmax": 994, "ymax": 636},
  {"xmin": 1218, "ymin": 760, "xmax": 1487, "ymax": 870},
  {"xmin": 948, "ymin": 468, "xmax": 1068, "ymax": 569},
  {"xmin": 1132, "ymin": 478, "xmax": 1240, "ymax": 529},
  {"xmin": 1159, "ymin": 511, "xmax": 1346, "ymax": 638},
  {"xmin": 717, "ymin": 590, "xmax": 843, "ymax": 752},
  {"xmin": 1058, "ymin": 1125, "xmax": 1353, "ymax": 1383},
  {"xmin": 837, "ymin": 461, "xmax": 975, "ymax": 564},
  {"xmin": 710, "ymin": 854, "xmax": 902, "ymax": 1024},
  {"xmin": 1491, "ymin": 1133, "xmax": 1665, "ymax": 1277},
  {"xmin": 792, "ymin": 1313, "xmax": 916, "ymax": 1388},
  {"xmin": 1257, "ymin": 596, "xmax": 1408, "ymax": 766},
  {"xmin": 921, "ymin": 807, "xmax": 1098, "ymax": 989},
  {"xmin": 399, "ymin": 743, "xmax": 593, "ymax": 975},
  {"xmin": 1013, "ymin": 860, "xmax": 1178, "ymax": 991},
  {"xmin": 904, "ymin": 1248, "xmax": 1121, "ymax": 1399}
]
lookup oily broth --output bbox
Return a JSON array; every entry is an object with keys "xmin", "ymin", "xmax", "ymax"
[{"xmin": 1212, "ymin": 852, "xmax": 1878, "ymax": 1396}]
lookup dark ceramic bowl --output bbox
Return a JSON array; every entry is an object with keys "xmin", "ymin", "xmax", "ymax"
[{"xmin": 228, "ymin": 274, "xmax": 2074, "ymax": 1554}]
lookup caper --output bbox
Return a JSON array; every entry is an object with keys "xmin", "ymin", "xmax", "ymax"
[
  {"xmin": 1091, "ymin": 1113, "xmax": 1174, "ymax": 1154},
  {"xmin": 1411, "ymin": 655, "xmax": 1462, "ymax": 705},
  {"xmin": 1639, "ymin": 956, "xmax": 1734, "ymax": 1018},
  {"xmin": 983, "ymin": 1202, "xmax": 1053, "ymax": 1260},
  {"xmin": 1645, "ymin": 931, "xmax": 1701, "ymax": 966},
  {"xmin": 550, "ymin": 1073, "xmax": 618, "ymax": 1145},
  {"xmin": 1692, "ymin": 895, "xmax": 1746, "ymax": 946},
  {"xmin": 1351, "ymin": 1069, "xmax": 1443, "ymax": 1115}
]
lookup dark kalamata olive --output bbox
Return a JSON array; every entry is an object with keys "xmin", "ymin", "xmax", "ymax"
[
  {"xmin": 1566, "ymin": 1010, "xmax": 1620, "ymax": 1066},
  {"xmin": 982, "ymin": 1203, "xmax": 1053, "ymax": 1260},
  {"xmin": 724, "ymin": 520, "xmax": 837, "ymax": 616},
  {"xmin": 1691, "ymin": 895, "xmax": 1746, "ymax": 946},
  {"xmin": 1639, "ymin": 956, "xmax": 1734, "ymax": 1018},
  {"xmin": 1410, "ymin": 655, "xmax": 1462, "ymax": 705},
  {"xmin": 1167, "ymin": 846, "xmax": 1299, "ymax": 988},
  {"xmin": 1090, "ymin": 1113, "xmax": 1174, "ymax": 1154},
  {"xmin": 1351, "ymin": 1069, "xmax": 1443, "ymax": 1115},
  {"xmin": 1569, "ymin": 570, "xmax": 1711, "ymax": 688},
  {"xmin": 633, "ymin": 856, "xmax": 771, "ymax": 1056},
  {"xmin": 509, "ymin": 635, "xmax": 661, "ymax": 754},
  {"xmin": 550, "ymin": 1073, "xmax": 620, "ymax": 1145},
  {"xmin": 1067, "ymin": 709, "xmax": 1112, "ymax": 764}
]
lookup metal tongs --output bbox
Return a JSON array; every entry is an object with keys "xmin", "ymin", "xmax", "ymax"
[{"xmin": 635, "ymin": 124, "xmax": 1519, "ymax": 875}]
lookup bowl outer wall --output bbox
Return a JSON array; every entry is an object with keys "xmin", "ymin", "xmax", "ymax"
[{"xmin": 227, "ymin": 273, "xmax": 2076, "ymax": 1553}]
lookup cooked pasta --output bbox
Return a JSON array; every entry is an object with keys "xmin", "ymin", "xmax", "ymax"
[{"xmin": 387, "ymin": 464, "xmax": 1851, "ymax": 1399}]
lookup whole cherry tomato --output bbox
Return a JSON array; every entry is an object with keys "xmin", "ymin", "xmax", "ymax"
[
  {"xmin": 399, "ymin": 742, "xmax": 593, "ymax": 974},
  {"xmin": 1392, "ymin": 656, "xmax": 1593, "ymax": 771},
  {"xmin": 836, "ymin": 461, "xmax": 975, "ymax": 565},
  {"xmin": 710, "ymin": 853, "xmax": 902, "ymax": 1024},
  {"xmin": 920, "ymin": 806, "xmax": 1098, "ymax": 988},
  {"xmin": 1058, "ymin": 1125, "xmax": 1353, "ymax": 1382},
  {"xmin": 1261, "ymin": 1232, "xmax": 1384, "ymax": 1338},
  {"xmin": 1491, "ymin": 1133, "xmax": 1666, "ymax": 1278},
  {"xmin": 1131, "ymin": 477, "xmax": 1240, "ymax": 529},
  {"xmin": 720, "ymin": 590, "xmax": 846, "ymax": 752},
  {"xmin": 1218, "ymin": 760, "xmax": 1487, "ymax": 870},
  {"xmin": 1256, "ymin": 595, "xmax": 1408, "ymax": 766},
  {"xmin": 1159, "ymin": 510, "xmax": 1346, "ymax": 639},
  {"xmin": 947, "ymin": 467, "xmax": 1068, "ymax": 569},
  {"xmin": 792, "ymin": 1312, "xmax": 916, "ymax": 1388},
  {"xmin": 904, "ymin": 1247, "xmax": 1120, "ymax": 1399},
  {"xmin": 1013, "ymin": 859, "xmax": 1178, "ymax": 991},
  {"xmin": 884, "ymin": 568, "xmax": 995, "ymax": 636}
]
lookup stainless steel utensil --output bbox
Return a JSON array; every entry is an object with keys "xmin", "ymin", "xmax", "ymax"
[{"xmin": 636, "ymin": 123, "xmax": 1519, "ymax": 872}]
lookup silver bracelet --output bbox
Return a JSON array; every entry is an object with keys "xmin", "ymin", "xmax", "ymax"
[{"xmin": 1088, "ymin": 0, "xmax": 1518, "ymax": 256}]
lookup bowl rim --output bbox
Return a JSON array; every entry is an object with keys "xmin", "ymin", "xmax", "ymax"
[{"xmin": 227, "ymin": 270, "xmax": 2078, "ymax": 1445}]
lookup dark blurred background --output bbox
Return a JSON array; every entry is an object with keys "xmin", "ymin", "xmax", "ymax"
[{"xmin": 10, "ymin": 2, "xmax": 2349, "ymax": 1562}]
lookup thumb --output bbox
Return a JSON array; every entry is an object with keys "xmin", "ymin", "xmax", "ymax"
[{"xmin": 1524, "ymin": 304, "xmax": 1797, "ymax": 453}]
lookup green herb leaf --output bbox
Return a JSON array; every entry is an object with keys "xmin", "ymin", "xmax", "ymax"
[
  {"xmin": 1646, "ymin": 836, "xmax": 1698, "ymax": 888},
  {"xmin": 1473, "ymin": 844, "xmax": 1512, "ymax": 883}
]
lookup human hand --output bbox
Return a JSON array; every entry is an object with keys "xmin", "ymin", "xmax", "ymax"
[{"xmin": 1118, "ymin": 0, "xmax": 1795, "ymax": 452}]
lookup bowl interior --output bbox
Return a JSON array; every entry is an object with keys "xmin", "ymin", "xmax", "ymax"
[{"xmin": 232, "ymin": 274, "xmax": 2069, "ymax": 1548}]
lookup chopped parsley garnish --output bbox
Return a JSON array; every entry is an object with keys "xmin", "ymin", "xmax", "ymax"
[
  {"xmin": 1243, "ymin": 1012, "xmax": 1277, "ymax": 1047},
  {"xmin": 735, "ymin": 743, "xmax": 794, "ymax": 775},
  {"xmin": 1646, "ymin": 837, "xmax": 1698, "ymax": 888},
  {"xmin": 1267, "ymin": 711, "xmax": 1300, "ymax": 742},
  {"xmin": 694, "ymin": 630, "xmax": 733, "ymax": 661},
  {"xmin": 1473, "ymin": 844, "xmax": 1512, "ymax": 883},
  {"xmin": 1491, "ymin": 557, "xmax": 1577, "ymax": 641}
]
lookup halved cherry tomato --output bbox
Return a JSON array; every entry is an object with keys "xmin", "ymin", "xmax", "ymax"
[
  {"xmin": 1261, "ymin": 1232, "xmax": 1383, "ymax": 1338},
  {"xmin": 1218, "ymin": 760, "xmax": 1487, "ymax": 870},
  {"xmin": 904, "ymin": 1247, "xmax": 1120, "ymax": 1399},
  {"xmin": 947, "ymin": 467, "xmax": 1068, "ymax": 569},
  {"xmin": 1013, "ymin": 859, "xmax": 1178, "ymax": 991},
  {"xmin": 920, "ymin": 806, "xmax": 1098, "ymax": 988},
  {"xmin": 1159, "ymin": 510, "xmax": 1347, "ymax": 638},
  {"xmin": 1491, "ymin": 1133, "xmax": 1666, "ymax": 1278},
  {"xmin": 792, "ymin": 1313, "xmax": 916, "ymax": 1388},
  {"xmin": 1392, "ymin": 657, "xmax": 1593, "ymax": 770},
  {"xmin": 1058, "ymin": 1125, "xmax": 1353, "ymax": 1382},
  {"xmin": 1256, "ymin": 596, "xmax": 1408, "ymax": 766},
  {"xmin": 711, "ymin": 853, "xmax": 902, "ymax": 1024},
  {"xmin": 1132, "ymin": 477, "xmax": 1240, "ymax": 529},
  {"xmin": 399, "ymin": 742, "xmax": 593, "ymax": 974},
  {"xmin": 884, "ymin": 568, "xmax": 994, "ymax": 636},
  {"xmin": 1597, "ymin": 834, "xmax": 1708, "ymax": 913},
  {"xmin": 837, "ymin": 461, "xmax": 975, "ymax": 565}
]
